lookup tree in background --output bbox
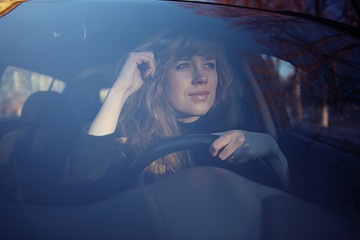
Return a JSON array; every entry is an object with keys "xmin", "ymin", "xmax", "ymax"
[{"xmin": 211, "ymin": 0, "xmax": 360, "ymax": 27}]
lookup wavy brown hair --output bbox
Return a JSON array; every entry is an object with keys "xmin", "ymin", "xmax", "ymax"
[{"xmin": 116, "ymin": 27, "xmax": 235, "ymax": 183}]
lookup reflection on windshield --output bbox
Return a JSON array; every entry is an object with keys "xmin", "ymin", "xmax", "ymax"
[
  {"xmin": 181, "ymin": 2, "xmax": 360, "ymax": 150},
  {"xmin": 0, "ymin": 66, "xmax": 65, "ymax": 118}
]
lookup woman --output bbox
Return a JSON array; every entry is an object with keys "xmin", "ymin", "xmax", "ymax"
[{"xmin": 66, "ymin": 27, "xmax": 290, "ymax": 192}]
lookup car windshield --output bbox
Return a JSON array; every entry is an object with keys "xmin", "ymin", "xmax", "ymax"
[{"xmin": 1, "ymin": 0, "xmax": 360, "ymax": 238}]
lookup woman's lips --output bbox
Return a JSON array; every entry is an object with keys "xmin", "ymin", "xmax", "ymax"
[{"xmin": 189, "ymin": 91, "xmax": 210, "ymax": 101}]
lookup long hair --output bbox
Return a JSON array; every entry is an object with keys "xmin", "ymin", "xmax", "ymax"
[{"xmin": 116, "ymin": 27, "xmax": 236, "ymax": 183}]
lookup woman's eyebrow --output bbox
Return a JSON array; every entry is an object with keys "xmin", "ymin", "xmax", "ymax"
[
  {"xmin": 177, "ymin": 56, "xmax": 191, "ymax": 61},
  {"xmin": 202, "ymin": 56, "xmax": 216, "ymax": 60},
  {"xmin": 175, "ymin": 55, "xmax": 216, "ymax": 61}
]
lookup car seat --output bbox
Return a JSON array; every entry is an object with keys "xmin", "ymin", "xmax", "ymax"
[{"xmin": 0, "ymin": 91, "xmax": 61, "ymax": 203}]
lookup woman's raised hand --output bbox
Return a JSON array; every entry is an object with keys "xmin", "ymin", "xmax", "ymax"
[
  {"xmin": 114, "ymin": 51, "xmax": 156, "ymax": 98},
  {"xmin": 88, "ymin": 51, "xmax": 156, "ymax": 136}
]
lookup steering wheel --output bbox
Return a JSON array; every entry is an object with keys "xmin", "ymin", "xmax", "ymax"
[
  {"xmin": 129, "ymin": 134, "xmax": 283, "ymax": 191},
  {"xmin": 130, "ymin": 134, "xmax": 218, "ymax": 176}
]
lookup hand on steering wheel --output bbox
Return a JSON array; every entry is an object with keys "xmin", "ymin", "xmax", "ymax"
[{"xmin": 209, "ymin": 130, "xmax": 279, "ymax": 164}]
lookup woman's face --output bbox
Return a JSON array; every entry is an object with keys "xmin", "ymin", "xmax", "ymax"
[{"xmin": 164, "ymin": 55, "xmax": 218, "ymax": 123}]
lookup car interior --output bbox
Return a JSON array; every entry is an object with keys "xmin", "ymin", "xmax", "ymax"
[{"xmin": 1, "ymin": 0, "xmax": 359, "ymax": 239}]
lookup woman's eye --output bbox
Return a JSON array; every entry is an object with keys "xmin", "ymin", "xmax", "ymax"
[
  {"xmin": 205, "ymin": 62, "xmax": 216, "ymax": 69},
  {"xmin": 176, "ymin": 63, "xmax": 190, "ymax": 70}
]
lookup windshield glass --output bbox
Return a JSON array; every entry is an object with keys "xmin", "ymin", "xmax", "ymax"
[{"xmin": 1, "ymin": 0, "xmax": 360, "ymax": 229}]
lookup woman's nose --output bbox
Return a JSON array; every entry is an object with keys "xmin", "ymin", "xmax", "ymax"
[{"xmin": 192, "ymin": 69, "xmax": 208, "ymax": 85}]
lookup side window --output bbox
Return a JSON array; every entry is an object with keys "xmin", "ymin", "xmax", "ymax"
[
  {"xmin": 260, "ymin": 55, "xmax": 360, "ymax": 150},
  {"xmin": 0, "ymin": 66, "xmax": 65, "ymax": 119}
]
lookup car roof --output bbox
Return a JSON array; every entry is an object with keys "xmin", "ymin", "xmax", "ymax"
[{"xmin": 1, "ymin": 0, "xmax": 359, "ymax": 83}]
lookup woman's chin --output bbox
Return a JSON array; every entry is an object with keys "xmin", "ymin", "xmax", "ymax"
[
  {"xmin": 177, "ymin": 116, "xmax": 201, "ymax": 123},
  {"xmin": 177, "ymin": 109, "xmax": 211, "ymax": 123}
]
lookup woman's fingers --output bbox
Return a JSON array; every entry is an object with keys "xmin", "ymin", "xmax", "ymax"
[
  {"xmin": 211, "ymin": 130, "xmax": 279, "ymax": 165},
  {"xmin": 142, "ymin": 52, "xmax": 156, "ymax": 79},
  {"xmin": 115, "ymin": 51, "xmax": 156, "ymax": 96},
  {"xmin": 209, "ymin": 134, "xmax": 231, "ymax": 158},
  {"xmin": 209, "ymin": 130, "xmax": 245, "ymax": 160},
  {"xmin": 219, "ymin": 137, "xmax": 244, "ymax": 161},
  {"xmin": 130, "ymin": 51, "xmax": 156, "ymax": 79}
]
